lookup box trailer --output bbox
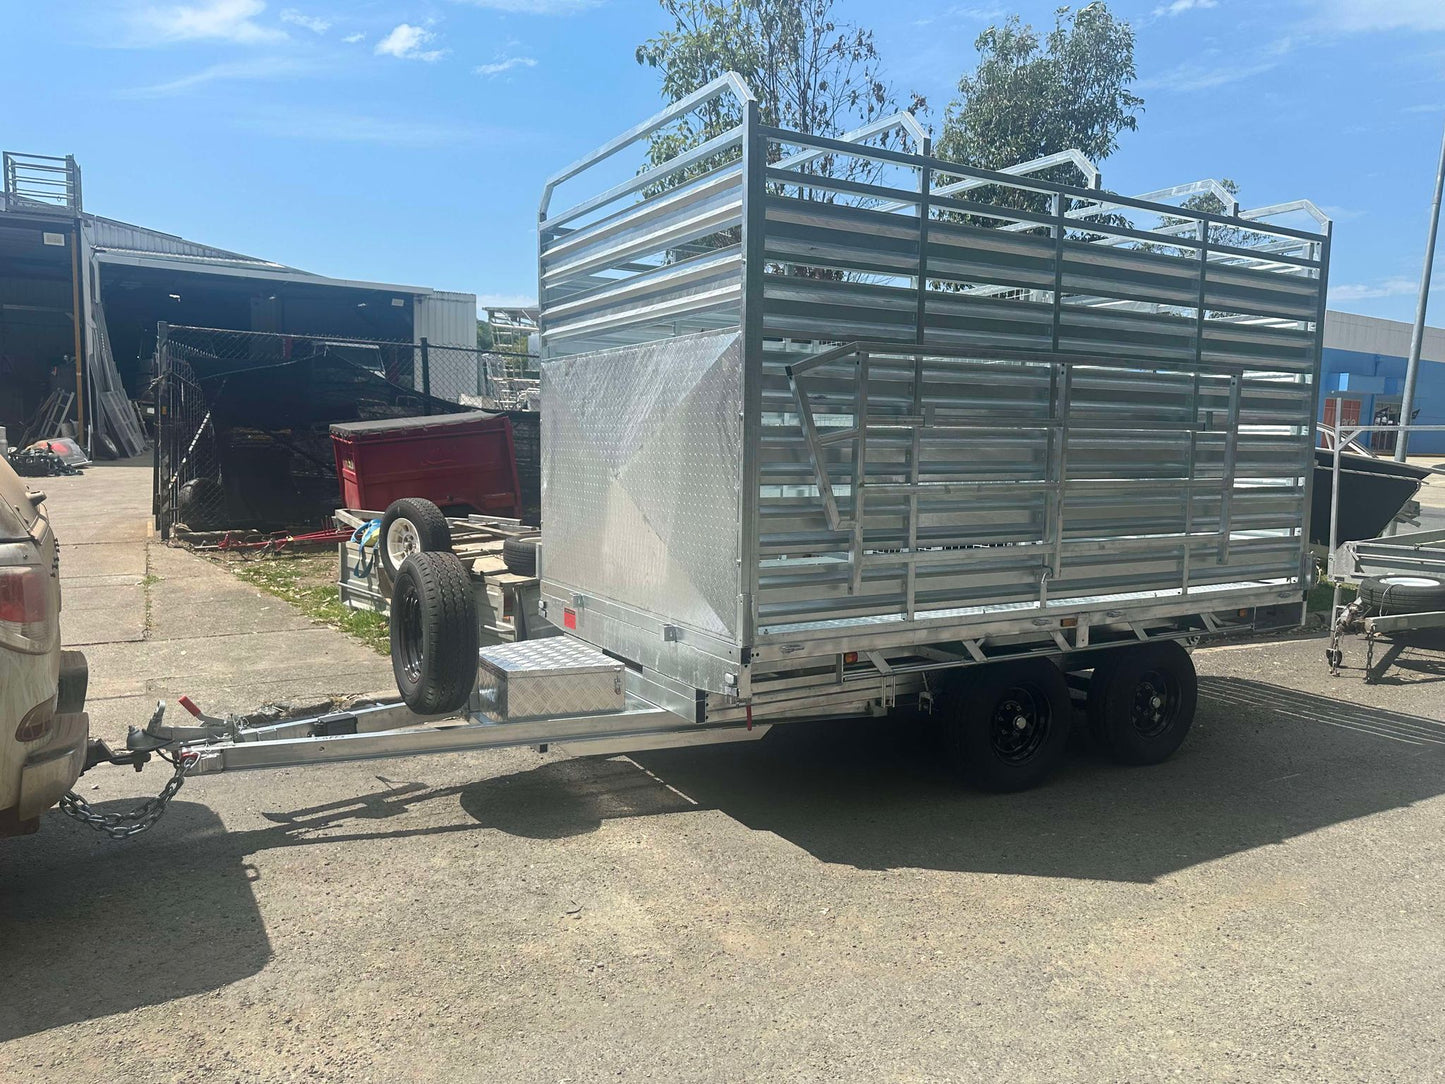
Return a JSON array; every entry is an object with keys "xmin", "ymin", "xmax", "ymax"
[{"xmin": 61, "ymin": 73, "xmax": 1334, "ymax": 836}]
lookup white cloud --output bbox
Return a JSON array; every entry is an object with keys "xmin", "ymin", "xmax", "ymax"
[
  {"xmin": 280, "ymin": 9, "xmax": 329, "ymax": 33},
  {"xmin": 374, "ymin": 23, "xmax": 445, "ymax": 61},
  {"xmin": 1154, "ymin": 0, "xmax": 1216, "ymax": 15},
  {"xmin": 1141, "ymin": 58, "xmax": 1279, "ymax": 92},
  {"xmin": 1143, "ymin": 36, "xmax": 1293, "ymax": 92},
  {"xmin": 1331, "ymin": 277, "xmax": 1419, "ymax": 302},
  {"xmin": 447, "ymin": 0, "xmax": 596, "ymax": 11},
  {"xmin": 475, "ymin": 55, "xmax": 537, "ymax": 76},
  {"xmin": 134, "ymin": 0, "xmax": 286, "ymax": 45},
  {"xmin": 342, "ymin": 32, "xmax": 364, "ymax": 43},
  {"xmin": 240, "ymin": 107, "xmax": 517, "ymax": 146},
  {"xmin": 1314, "ymin": 0, "xmax": 1445, "ymax": 33},
  {"xmin": 119, "ymin": 54, "xmax": 311, "ymax": 96}
]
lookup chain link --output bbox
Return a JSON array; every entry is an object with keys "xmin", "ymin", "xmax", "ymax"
[{"xmin": 58, "ymin": 753, "xmax": 196, "ymax": 839}]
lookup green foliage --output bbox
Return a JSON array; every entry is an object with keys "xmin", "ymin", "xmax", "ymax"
[
  {"xmin": 223, "ymin": 553, "xmax": 391, "ymax": 656},
  {"xmin": 476, "ymin": 319, "xmax": 494, "ymax": 352},
  {"xmin": 1166, "ymin": 178, "xmax": 1264, "ymax": 247},
  {"xmin": 636, "ymin": 0, "xmax": 924, "ymax": 172},
  {"xmin": 938, "ymin": 3, "xmax": 1142, "ymax": 179}
]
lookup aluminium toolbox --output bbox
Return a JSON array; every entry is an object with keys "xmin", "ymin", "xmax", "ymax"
[
  {"xmin": 475, "ymin": 639, "xmax": 625, "ymax": 721},
  {"xmin": 330, "ymin": 411, "xmax": 521, "ymax": 517}
]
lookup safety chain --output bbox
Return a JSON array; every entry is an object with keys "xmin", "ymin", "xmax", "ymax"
[{"xmin": 58, "ymin": 752, "xmax": 197, "ymax": 839}]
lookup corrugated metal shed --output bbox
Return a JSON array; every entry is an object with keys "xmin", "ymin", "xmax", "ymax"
[
  {"xmin": 414, "ymin": 290, "xmax": 478, "ymax": 349},
  {"xmin": 85, "ymin": 215, "xmax": 292, "ymax": 268}
]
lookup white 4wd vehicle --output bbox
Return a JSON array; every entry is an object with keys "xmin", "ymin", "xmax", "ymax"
[{"xmin": 0, "ymin": 455, "xmax": 88, "ymax": 836}]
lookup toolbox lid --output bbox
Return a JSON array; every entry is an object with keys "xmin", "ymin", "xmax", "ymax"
[
  {"xmin": 479, "ymin": 637, "xmax": 624, "ymax": 676},
  {"xmin": 330, "ymin": 410, "xmax": 500, "ymax": 437}
]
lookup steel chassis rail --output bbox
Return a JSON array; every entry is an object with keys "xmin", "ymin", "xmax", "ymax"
[{"xmin": 140, "ymin": 697, "xmax": 771, "ymax": 776}]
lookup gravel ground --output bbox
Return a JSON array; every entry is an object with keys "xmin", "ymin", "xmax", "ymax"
[
  {"xmin": 2, "ymin": 463, "xmax": 1443, "ymax": 1082},
  {"xmin": 2, "ymin": 633, "xmax": 1442, "ymax": 1083}
]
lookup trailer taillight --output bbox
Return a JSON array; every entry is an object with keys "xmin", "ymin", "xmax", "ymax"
[{"xmin": 0, "ymin": 565, "xmax": 54, "ymax": 652}]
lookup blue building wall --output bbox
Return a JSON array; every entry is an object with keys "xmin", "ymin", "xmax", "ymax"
[{"xmin": 1319, "ymin": 347, "xmax": 1445, "ymax": 455}]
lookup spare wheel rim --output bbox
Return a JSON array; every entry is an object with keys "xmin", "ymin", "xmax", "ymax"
[
  {"xmin": 387, "ymin": 518, "xmax": 420, "ymax": 567},
  {"xmin": 1380, "ymin": 576, "xmax": 1439, "ymax": 588}
]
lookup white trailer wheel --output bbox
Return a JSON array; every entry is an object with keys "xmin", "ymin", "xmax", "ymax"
[{"xmin": 378, "ymin": 498, "xmax": 452, "ymax": 581}]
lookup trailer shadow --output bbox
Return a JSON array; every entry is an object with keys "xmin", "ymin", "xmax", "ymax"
[
  {"xmin": 0, "ymin": 801, "xmax": 269, "ymax": 1042},
  {"xmin": 460, "ymin": 676, "xmax": 1445, "ymax": 884}
]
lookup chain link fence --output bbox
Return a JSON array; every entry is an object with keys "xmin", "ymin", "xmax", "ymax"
[{"xmin": 154, "ymin": 325, "xmax": 540, "ymax": 539}]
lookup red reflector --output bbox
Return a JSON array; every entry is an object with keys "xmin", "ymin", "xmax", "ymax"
[
  {"xmin": 0, "ymin": 566, "xmax": 47, "ymax": 624},
  {"xmin": 563, "ymin": 607, "xmax": 577, "ymax": 630},
  {"xmin": 843, "ymin": 651, "xmax": 858, "ymax": 664}
]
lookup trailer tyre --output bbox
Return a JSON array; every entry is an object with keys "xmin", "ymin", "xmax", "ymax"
[
  {"xmin": 178, "ymin": 478, "xmax": 227, "ymax": 531},
  {"xmin": 501, "ymin": 535, "xmax": 541, "ymax": 577},
  {"xmin": 1358, "ymin": 573, "xmax": 1445, "ymax": 616},
  {"xmin": 380, "ymin": 498, "xmax": 452, "ymax": 581},
  {"xmin": 390, "ymin": 551, "xmax": 478, "ymax": 715},
  {"xmin": 943, "ymin": 659, "xmax": 1072, "ymax": 792},
  {"xmin": 1086, "ymin": 642, "xmax": 1197, "ymax": 766}
]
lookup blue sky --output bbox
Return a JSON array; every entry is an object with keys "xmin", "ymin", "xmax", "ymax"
[{"xmin": 3, "ymin": 0, "xmax": 1445, "ymax": 321}]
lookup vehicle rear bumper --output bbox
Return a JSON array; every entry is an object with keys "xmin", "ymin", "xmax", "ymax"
[{"xmin": 18, "ymin": 711, "xmax": 89, "ymax": 820}]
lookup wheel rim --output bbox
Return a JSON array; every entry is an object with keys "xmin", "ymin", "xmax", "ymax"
[
  {"xmin": 387, "ymin": 518, "xmax": 420, "ymax": 568},
  {"xmin": 1381, "ymin": 576, "xmax": 1438, "ymax": 588},
  {"xmin": 989, "ymin": 684, "xmax": 1051, "ymax": 763},
  {"xmin": 1130, "ymin": 669, "xmax": 1180, "ymax": 738},
  {"xmin": 398, "ymin": 583, "xmax": 424, "ymax": 684}
]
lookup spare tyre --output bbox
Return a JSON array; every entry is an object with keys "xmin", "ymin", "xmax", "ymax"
[
  {"xmin": 502, "ymin": 535, "xmax": 541, "ymax": 577},
  {"xmin": 390, "ymin": 551, "xmax": 478, "ymax": 715},
  {"xmin": 177, "ymin": 477, "xmax": 227, "ymax": 530},
  {"xmin": 1358, "ymin": 573, "xmax": 1445, "ymax": 616},
  {"xmin": 380, "ymin": 497, "xmax": 452, "ymax": 580}
]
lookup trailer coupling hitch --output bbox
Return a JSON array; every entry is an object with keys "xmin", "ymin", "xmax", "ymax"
[
  {"xmin": 61, "ymin": 702, "xmax": 201, "ymax": 840},
  {"xmin": 75, "ymin": 702, "xmax": 174, "ymax": 775}
]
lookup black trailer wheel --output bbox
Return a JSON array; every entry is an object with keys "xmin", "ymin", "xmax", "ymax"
[
  {"xmin": 379, "ymin": 498, "xmax": 452, "ymax": 581},
  {"xmin": 1358, "ymin": 573, "xmax": 1445, "ymax": 616},
  {"xmin": 943, "ymin": 659, "xmax": 1072, "ymax": 792},
  {"xmin": 390, "ymin": 552, "xmax": 478, "ymax": 715},
  {"xmin": 501, "ymin": 535, "xmax": 541, "ymax": 576},
  {"xmin": 1086, "ymin": 641, "xmax": 1197, "ymax": 765}
]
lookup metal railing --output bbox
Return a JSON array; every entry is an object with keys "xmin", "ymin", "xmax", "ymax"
[
  {"xmin": 1323, "ymin": 419, "xmax": 1445, "ymax": 604},
  {"xmin": 2, "ymin": 151, "xmax": 82, "ymax": 213}
]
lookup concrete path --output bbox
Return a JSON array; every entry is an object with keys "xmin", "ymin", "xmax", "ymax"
[{"xmin": 44, "ymin": 457, "xmax": 393, "ymax": 744}]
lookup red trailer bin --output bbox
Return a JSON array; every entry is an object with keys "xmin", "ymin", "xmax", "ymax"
[{"xmin": 330, "ymin": 412, "xmax": 522, "ymax": 517}]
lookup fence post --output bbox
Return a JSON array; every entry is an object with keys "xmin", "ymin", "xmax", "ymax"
[
  {"xmin": 420, "ymin": 336, "xmax": 432, "ymax": 415},
  {"xmin": 154, "ymin": 322, "xmax": 169, "ymax": 539}
]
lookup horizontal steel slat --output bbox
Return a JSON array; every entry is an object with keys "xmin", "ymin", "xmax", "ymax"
[{"xmin": 544, "ymin": 198, "xmax": 743, "ymax": 289}]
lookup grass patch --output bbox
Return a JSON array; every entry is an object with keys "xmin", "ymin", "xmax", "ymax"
[
  {"xmin": 1307, "ymin": 579, "xmax": 1356, "ymax": 613},
  {"xmin": 218, "ymin": 551, "xmax": 390, "ymax": 655}
]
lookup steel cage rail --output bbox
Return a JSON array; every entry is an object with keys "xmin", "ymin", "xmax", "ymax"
[{"xmin": 537, "ymin": 72, "xmax": 1330, "ymax": 701}]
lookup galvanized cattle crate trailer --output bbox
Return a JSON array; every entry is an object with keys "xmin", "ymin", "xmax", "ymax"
[{"xmin": 74, "ymin": 74, "xmax": 1333, "ymax": 833}]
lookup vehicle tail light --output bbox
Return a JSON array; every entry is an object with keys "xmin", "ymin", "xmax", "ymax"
[
  {"xmin": 0, "ymin": 565, "xmax": 54, "ymax": 653},
  {"xmin": 15, "ymin": 698, "xmax": 55, "ymax": 743}
]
